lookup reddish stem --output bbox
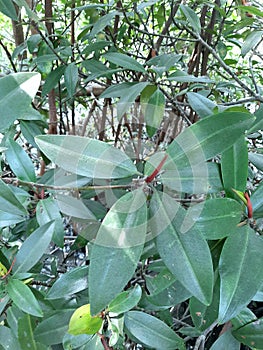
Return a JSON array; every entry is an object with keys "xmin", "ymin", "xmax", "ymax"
[
  {"xmin": 145, "ymin": 154, "xmax": 168, "ymax": 183},
  {"xmin": 1, "ymin": 258, "xmax": 16, "ymax": 279},
  {"xmin": 244, "ymin": 192, "xmax": 253, "ymax": 219}
]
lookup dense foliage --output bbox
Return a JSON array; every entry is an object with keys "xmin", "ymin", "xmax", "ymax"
[{"xmin": 0, "ymin": 0, "xmax": 263, "ymax": 349}]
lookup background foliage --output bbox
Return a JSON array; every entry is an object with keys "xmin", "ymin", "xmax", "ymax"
[{"xmin": 0, "ymin": 0, "xmax": 263, "ymax": 349}]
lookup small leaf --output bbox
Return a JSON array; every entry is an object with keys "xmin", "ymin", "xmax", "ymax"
[
  {"xmin": 68, "ymin": 304, "xmax": 103, "ymax": 335},
  {"xmin": 13, "ymin": 221, "xmax": 55, "ymax": 275},
  {"xmin": 0, "ymin": 0, "xmax": 18, "ymax": 20},
  {"xmin": 145, "ymin": 89, "xmax": 165, "ymax": 137},
  {"xmin": 108, "ymin": 285, "xmax": 142, "ymax": 315},
  {"xmin": 89, "ymin": 189, "xmax": 147, "ymax": 315},
  {"xmin": 46, "ymin": 266, "xmax": 89, "ymax": 299},
  {"xmin": 250, "ymin": 182, "xmax": 263, "ymax": 218},
  {"xmin": 7, "ymin": 278, "xmax": 43, "ymax": 317},
  {"xmin": 6, "ymin": 138, "xmax": 36, "ymax": 182},
  {"xmin": 105, "ymin": 52, "xmax": 146, "ymax": 73},
  {"xmin": 35, "ymin": 135, "xmax": 140, "ymax": 179},
  {"xmin": 187, "ymin": 92, "xmax": 216, "ymax": 118},
  {"xmin": 232, "ymin": 318, "xmax": 263, "ymax": 349},
  {"xmin": 241, "ymin": 30, "xmax": 263, "ymax": 56},
  {"xmin": 64, "ymin": 62, "xmax": 78, "ymax": 98},
  {"xmin": 218, "ymin": 226, "xmax": 263, "ymax": 323},
  {"xmin": 124, "ymin": 311, "xmax": 185, "ymax": 349}
]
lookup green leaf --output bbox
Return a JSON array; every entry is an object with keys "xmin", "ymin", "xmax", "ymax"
[
  {"xmin": 105, "ymin": 52, "xmax": 146, "ymax": 73},
  {"xmin": 35, "ymin": 135, "xmax": 140, "ymax": 179},
  {"xmin": 89, "ymin": 189, "xmax": 147, "ymax": 315},
  {"xmin": 180, "ymin": 5, "xmax": 201, "ymax": 33},
  {"xmin": 5, "ymin": 138, "xmax": 36, "ymax": 182},
  {"xmin": 46, "ymin": 266, "xmax": 89, "ymax": 299},
  {"xmin": 218, "ymin": 226, "xmax": 263, "ymax": 323},
  {"xmin": 108, "ymin": 285, "xmax": 142, "ymax": 315},
  {"xmin": 68, "ymin": 304, "xmax": 103, "ymax": 335},
  {"xmin": 18, "ymin": 314, "xmax": 38, "ymax": 350},
  {"xmin": 0, "ymin": 0, "xmax": 18, "ymax": 20},
  {"xmin": 168, "ymin": 71, "xmax": 213, "ymax": 83},
  {"xmin": 90, "ymin": 11, "xmax": 118, "ymax": 38},
  {"xmin": 64, "ymin": 62, "xmax": 79, "ymax": 98},
  {"xmin": 231, "ymin": 308, "xmax": 257, "ymax": 330},
  {"xmin": 210, "ymin": 330, "xmax": 240, "ymax": 350},
  {"xmin": 0, "ymin": 179, "xmax": 28, "ymax": 226},
  {"xmin": 189, "ymin": 198, "xmax": 242, "ymax": 240},
  {"xmin": 248, "ymin": 105, "xmax": 263, "ymax": 133},
  {"xmin": 241, "ymin": 30, "xmax": 263, "ymax": 56},
  {"xmin": 124, "ymin": 311, "xmax": 185, "ymax": 350},
  {"xmin": 34, "ymin": 310, "xmax": 74, "ymax": 345},
  {"xmin": 42, "ymin": 65, "xmax": 66, "ymax": 95},
  {"xmin": 0, "ymin": 326, "xmax": 21, "ymax": 350},
  {"xmin": 7, "ymin": 278, "xmax": 43, "ymax": 317},
  {"xmin": 13, "ymin": 221, "xmax": 55, "ymax": 275},
  {"xmin": 56, "ymin": 194, "xmax": 97, "ymax": 221},
  {"xmin": 145, "ymin": 89, "xmax": 165, "ymax": 137},
  {"xmin": 250, "ymin": 182, "xmax": 263, "ymax": 218},
  {"xmin": 0, "ymin": 73, "xmax": 41, "ymax": 131},
  {"xmin": 248, "ymin": 152, "xmax": 263, "ymax": 171},
  {"xmin": 150, "ymin": 191, "xmax": 214, "ymax": 305},
  {"xmin": 232, "ymin": 318, "xmax": 263, "ymax": 349},
  {"xmin": 239, "ymin": 5, "xmax": 263, "ymax": 17},
  {"xmin": 221, "ymin": 135, "xmax": 248, "ymax": 197},
  {"xmin": 20, "ymin": 120, "xmax": 46, "ymax": 148},
  {"xmin": 166, "ymin": 111, "xmax": 254, "ymax": 171},
  {"xmin": 187, "ymin": 92, "xmax": 216, "ymax": 118}
]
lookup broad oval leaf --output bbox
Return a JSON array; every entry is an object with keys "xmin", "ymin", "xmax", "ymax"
[
  {"xmin": 68, "ymin": 304, "xmax": 103, "ymax": 335},
  {"xmin": 46, "ymin": 266, "xmax": 89, "ymax": 299},
  {"xmin": 232, "ymin": 318, "xmax": 263, "ymax": 349},
  {"xmin": 6, "ymin": 138, "xmax": 36, "ymax": 182},
  {"xmin": 0, "ymin": 72, "xmax": 41, "ymax": 131},
  {"xmin": 150, "ymin": 191, "xmax": 214, "ymax": 305},
  {"xmin": 189, "ymin": 198, "xmax": 242, "ymax": 240},
  {"xmin": 105, "ymin": 52, "xmax": 146, "ymax": 73},
  {"xmin": 108, "ymin": 285, "xmax": 142, "ymax": 315},
  {"xmin": 124, "ymin": 310, "xmax": 185, "ymax": 349},
  {"xmin": 89, "ymin": 189, "xmax": 147, "ymax": 315},
  {"xmin": 13, "ymin": 221, "xmax": 55, "ymax": 275},
  {"xmin": 7, "ymin": 278, "xmax": 43, "ymax": 317},
  {"xmin": 35, "ymin": 135, "xmax": 140, "ymax": 179},
  {"xmin": 218, "ymin": 225, "xmax": 263, "ymax": 323}
]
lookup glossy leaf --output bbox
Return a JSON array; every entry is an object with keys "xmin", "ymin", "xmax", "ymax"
[
  {"xmin": 166, "ymin": 111, "xmax": 254, "ymax": 171},
  {"xmin": 35, "ymin": 135, "xmax": 140, "ymax": 179},
  {"xmin": 105, "ymin": 52, "xmax": 146, "ymax": 73},
  {"xmin": 232, "ymin": 318, "xmax": 263, "ymax": 348},
  {"xmin": 124, "ymin": 311, "xmax": 185, "ymax": 350},
  {"xmin": 0, "ymin": 325, "xmax": 21, "ymax": 350},
  {"xmin": 150, "ymin": 191, "xmax": 213, "ymax": 305},
  {"xmin": 187, "ymin": 92, "xmax": 216, "ymax": 118},
  {"xmin": 34, "ymin": 310, "xmax": 73, "ymax": 345},
  {"xmin": 18, "ymin": 314, "xmax": 38, "ymax": 350},
  {"xmin": 89, "ymin": 189, "xmax": 147, "ymax": 315},
  {"xmin": 210, "ymin": 330, "xmax": 240, "ymax": 350},
  {"xmin": 7, "ymin": 278, "xmax": 43, "ymax": 317},
  {"xmin": 6, "ymin": 138, "xmax": 36, "ymax": 182},
  {"xmin": 218, "ymin": 225, "xmax": 263, "ymax": 323},
  {"xmin": 145, "ymin": 88, "xmax": 165, "ymax": 137},
  {"xmin": 13, "ymin": 221, "xmax": 55, "ymax": 275},
  {"xmin": 221, "ymin": 135, "xmax": 248, "ymax": 197},
  {"xmin": 0, "ymin": 72, "xmax": 41, "ymax": 131},
  {"xmin": 180, "ymin": 5, "xmax": 201, "ymax": 33},
  {"xmin": 46, "ymin": 266, "xmax": 89, "ymax": 299},
  {"xmin": 108, "ymin": 285, "xmax": 142, "ymax": 315},
  {"xmin": 189, "ymin": 198, "xmax": 242, "ymax": 240},
  {"xmin": 0, "ymin": 0, "xmax": 18, "ymax": 20},
  {"xmin": 68, "ymin": 304, "xmax": 103, "ymax": 335},
  {"xmin": 64, "ymin": 62, "xmax": 78, "ymax": 98}
]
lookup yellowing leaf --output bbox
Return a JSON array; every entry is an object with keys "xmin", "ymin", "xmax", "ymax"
[
  {"xmin": 0, "ymin": 262, "xmax": 7, "ymax": 277},
  {"xmin": 68, "ymin": 304, "xmax": 103, "ymax": 335}
]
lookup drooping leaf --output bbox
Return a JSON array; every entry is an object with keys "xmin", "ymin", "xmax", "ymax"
[
  {"xmin": 0, "ymin": 0, "xmax": 18, "ymax": 20},
  {"xmin": 124, "ymin": 311, "xmax": 185, "ymax": 350},
  {"xmin": 64, "ymin": 62, "xmax": 79, "ymax": 98},
  {"xmin": 218, "ymin": 225, "xmax": 263, "ymax": 323},
  {"xmin": 0, "ymin": 73, "xmax": 41, "ymax": 131},
  {"xmin": 150, "ymin": 191, "xmax": 214, "ymax": 305},
  {"xmin": 108, "ymin": 285, "xmax": 142, "ymax": 315},
  {"xmin": 18, "ymin": 314, "xmax": 38, "ymax": 350},
  {"xmin": 89, "ymin": 189, "xmax": 147, "ymax": 315},
  {"xmin": 7, "ymin": 278, "xmax": 43, "ymax": 317},
  {"xmin": 221, "ymin": 135, "xmax": 248, "ymax": 197},
  {"xmin": 105, "ymin": 52, "xmax": 146, "ymax": 73},
  {"xmin": 5, "ymin": 138, "xmax": 36, "ymax": 182},
  {"xmin": 232, "ymin": 318, "xmax": 263, "ymax": 349},
  {"xmin": 166, "ymin": 111, "xmax": 254, "ymax": 171},
  {"xmin": 241, "ymin": 30, "xmax": 263, "ymax": 56},
  {"xmin": 187, "ymin": 92, "xmax": 216, "ymax": 118},
  {"xmin": 13, "ymin": 221, "xmax": 55, "ymax": 275},
  {"xmin": 145, "ymin": 88, "xmax": 165, "ymax": 137},
  {"xmin": 68, "ymin": 304, "xmax": 103, "ymax": 335},
  {"xmin": 35, "ymin": 135, "xmax": 140, "ymax": 179},
  {"xmin": 189, "ymin": 198, "xmax": 242, "ymax": 240},
  {"xmin": 46, "ymin": 266, "xmax": 89, "ymax": 299}
]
